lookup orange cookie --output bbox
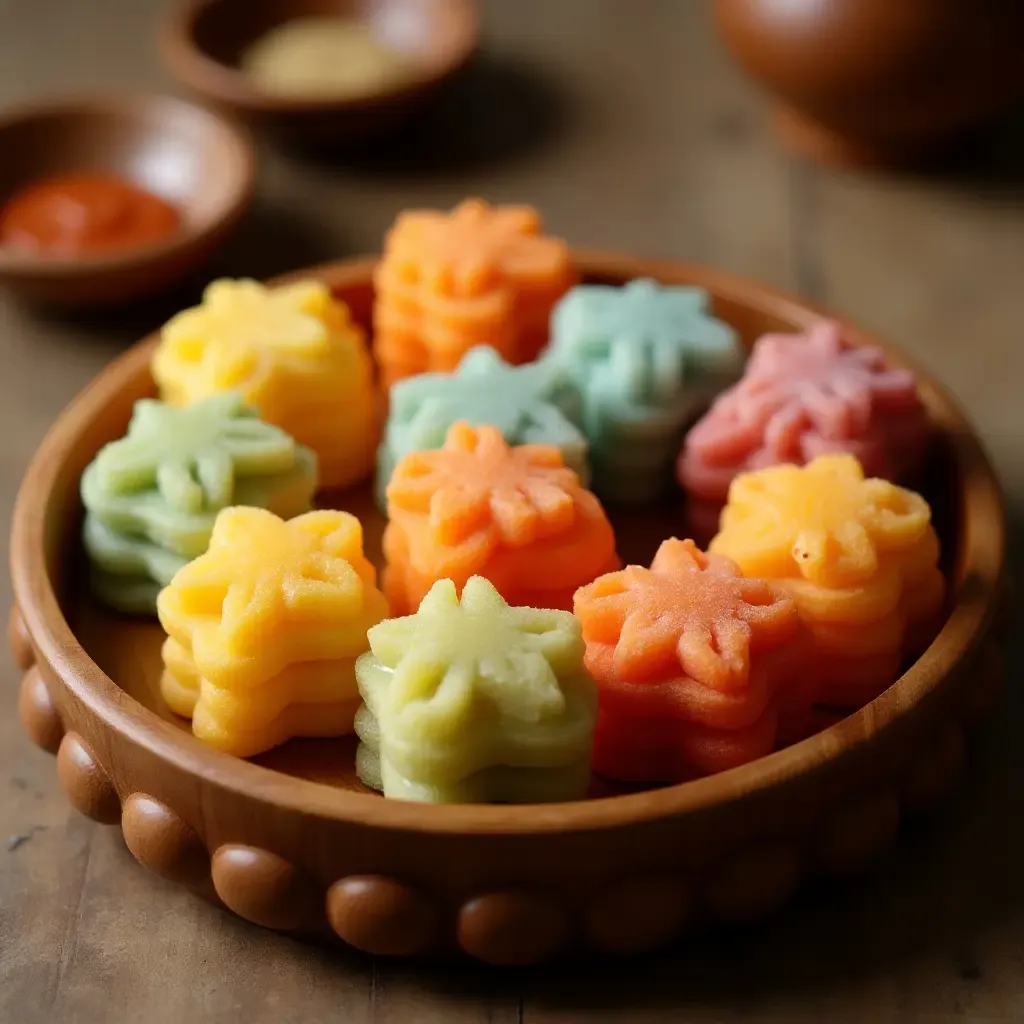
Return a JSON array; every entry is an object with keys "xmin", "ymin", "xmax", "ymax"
[
  {"xmin": 383, "ymin": 422, "xmax": 618, "ymax": 613},
  {"xmin": 373, "ymin": 199, "xmax": 575, "ymax": 387}
]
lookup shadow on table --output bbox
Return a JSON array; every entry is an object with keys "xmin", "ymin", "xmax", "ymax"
[
  {"xmin": 906, "ymin": 107, "xmax": 1024, "ymax": 202},
  {"xmin": 282, "ymin": 52, "xmax": 572, "ymax": 178},
  {"xmin": 210, "ymin": 198, "xmax": 344, "ymax": 283}
]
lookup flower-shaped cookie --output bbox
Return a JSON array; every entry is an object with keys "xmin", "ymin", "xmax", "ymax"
[
  {"xmin": 355, "ymin": 575, "xmax": 596, "ymax": 803},
  {"xmin": 158, "ymin": 507, "xmax": 389, "ymax": 689},
  {"xmin": 382, "ymin": 200, "xmax": 568, "ymax": 290},
  {"xmin": 574, "ymin": 539, "xmax": 799, "ymax": 781},
  {"xmin": 91, "ymin": 393, "xmax": 297, "ymax": 510},
  {"xmin": 679, "ymin": 321, "xmax": 928, "ymax": 502},
  {"xmin": 154, "ymin": 279, "xmax": 355, "ymax": 407},
  {"xmin": 83, "ymin": 394, "xmax": 314, "ymax": 548},
  {"xmin": 376, "ymin": 345, "xmax": 588, "ymax": 507},
  {"xmin": 546, "ymin": 278, "xmax": 742, "ymax": 501},
  {"xmin": 710, "ymin": 454, "xmax": 945, "ymax": 708},
  {"xmin": 84, "ymin": 515, "xmax": 194, "ymax": 614},
  {"xmin": 383, "ymin": 422, "xmax": 618, "ymax": 613},
  {"xmin": 160, "ymin": 635, "xmax": 366, "ymax": 757},
  {"xmin": 711, "ymin": 454, "xmax": 933, "ymax": 590},
  {"xmin": 152, "ymin": 278, "xmax": 378, "ymax": 488},
  {"xmin": 577, "ymin": 538, "xmax": 799, "ymax": 691},
  {"xmin": 373, "ymin": 199, "xmax": 575, "ymax": 385},
  {"xmin": 81, "ymin": 394, "xmax": 317, "ymax": 615}
]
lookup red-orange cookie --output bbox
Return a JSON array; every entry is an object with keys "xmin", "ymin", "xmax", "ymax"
[{"xmin": 574, "ymin": 538, "xmax": 801, "ymax": 783}]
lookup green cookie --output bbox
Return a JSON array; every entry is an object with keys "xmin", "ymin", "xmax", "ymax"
[{"xmin": 80, "ymin": 392, "xmax": 318, "ymax": 615}]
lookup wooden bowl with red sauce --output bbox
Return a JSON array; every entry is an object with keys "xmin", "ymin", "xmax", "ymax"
[
  {"xmin": 0, "ymin": 93, "xmax": 254, "ymax": 307},
  {"xmin": 9, "ymin": 254, "xmax": 1009, "ymax": 964}
]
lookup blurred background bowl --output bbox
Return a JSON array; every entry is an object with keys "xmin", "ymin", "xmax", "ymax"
[
  {"xmin": 713, "ymin": 0, "xmax": 1024, "ymax": 168},
  {"xmin": 0, "ymin": 93, "xmax": 254, "ymax": 307},
  {"xmin": 160, "ymin": 0, "xmax": 480, "ymax": 147}
]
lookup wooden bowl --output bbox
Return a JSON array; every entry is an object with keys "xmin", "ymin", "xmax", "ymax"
[
  {"xmin": 713, "ymin": 0, "xmax": 1024, "ymax": 168},
  {"xmin": 0, "ymin": 93, "xmax": 254, "ymax": 307},
  {"xmin": 10, "ymin": 254, "xmax": 1007, "ymax": 964},
  {"xmin": 160, "ymin": 0, "xmax": 480, "ymax": 146}
]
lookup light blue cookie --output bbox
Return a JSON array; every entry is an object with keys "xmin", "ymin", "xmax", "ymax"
[
  {"xmin": 546, "ymin": 278, "xmax": 743, "ymax": 502},
  {"xmin": 375, "ymin": 345, "xmax": 589, "ymax": 509}
]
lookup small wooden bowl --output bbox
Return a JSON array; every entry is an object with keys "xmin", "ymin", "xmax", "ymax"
[
  {"xmin": 10, "ymin": 254, "xmax": 1007, "ymax": 964},
  {"xmin": 0, "ymin": 94, "xmax": 254, "ymax": 307},
  {"xmin": 160, "ymin": 0, "xmax": 480, "ymax": 146}
]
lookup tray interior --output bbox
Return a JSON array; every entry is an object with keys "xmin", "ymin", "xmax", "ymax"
[
  {"xmin": 66, "ymin": 438, "xmax": 961, "ymax": 800},
  {"xmin": 68, "ymin": 478, "xmax": 710, "ymax": 795},
  {"xmin": 58, "ymin": 266, "xmax": 965, "ymax": 800}
]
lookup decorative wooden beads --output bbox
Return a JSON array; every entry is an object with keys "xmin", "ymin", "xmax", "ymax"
[{"xmin": 10, "ymin": 590, "xmax": 1004, "ymax": 962}]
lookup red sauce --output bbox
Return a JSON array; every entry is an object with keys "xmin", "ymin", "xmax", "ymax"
[{"xmin": 0, "ymin": 172, "xmax": 180, "ymax": 256}]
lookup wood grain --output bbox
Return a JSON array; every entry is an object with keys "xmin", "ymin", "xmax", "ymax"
[{"xmin": 1, "ymin": 0, "xmax": 1021, "ymax": 1021}]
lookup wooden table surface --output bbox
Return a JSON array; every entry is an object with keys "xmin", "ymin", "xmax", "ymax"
[{"xmin": 2, "ymin": 1, "xmax": 1022, "ymax": 1021}]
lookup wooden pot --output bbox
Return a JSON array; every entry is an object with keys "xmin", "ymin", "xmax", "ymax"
[{"xmin": 713, "ymin": 0, "xmax": 1024, "ymax": 167}]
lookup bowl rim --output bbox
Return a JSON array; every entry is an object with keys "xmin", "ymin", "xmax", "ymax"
[
  {"xmin": 159, "ymin": 0, "xmax": 481, "ymax": 114},
  {"xmin": 10, "ymin": 251, "xmax": 1006, "ymax": 835},
  {"xmin": 0, "ymin": 91, "xmax": 256, "ymax": 278}
]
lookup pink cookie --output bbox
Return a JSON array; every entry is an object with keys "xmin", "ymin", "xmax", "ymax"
[{"xmin": 678, "ymin": 321, "xmax": 928, "ymax": 502}]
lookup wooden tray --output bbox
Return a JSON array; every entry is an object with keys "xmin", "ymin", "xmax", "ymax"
[{"xmin": 10, "ymin": 253, "xmax": 1007, "ymax": 965}]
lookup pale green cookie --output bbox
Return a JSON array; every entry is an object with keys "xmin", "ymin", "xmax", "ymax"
[
  {"xmin": 80, "ymin": 392, "xmax": 318, "ymax": 614},
  {"xmin": 84, "ymin": 513, "xmax": 190, "ymax": 583},
  {"xmin": 84, "ymin": 514, "xmax": 188, "ymax": 614},
  {"xmin": 356, "ymin": 712, "xmax": 591, "ymax": 803},
  {"xmin": 354, "ymin": 576, "xmax": 596, "ymax": 804},
  {"xmin": 375, "ymin": 345, "xmax": 589, "ymax": 509},
  {"xmin": 81, "ymin": 446, "xmax": 317, "ymax": 558},
  {"xmin": 546, "ymin": 278, "xmax": 743, "ymax": 502},
  {"xmin": 86, "ymin": 392, "xmax": 304, "ymax": 519},
  {"xmin": 88, "ymin": 570, "xmax": 165, "ymax": 617}
]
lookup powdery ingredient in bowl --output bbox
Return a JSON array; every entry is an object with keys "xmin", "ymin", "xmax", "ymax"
[{"xmin": 240, "ymin": 17, "xmax": 417, "ymax": 100}]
